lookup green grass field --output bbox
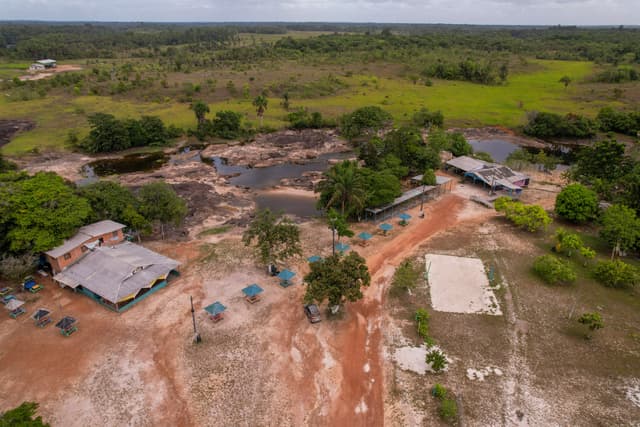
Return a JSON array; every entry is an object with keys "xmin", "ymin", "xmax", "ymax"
[{"xmin": 0, "ymin": 58, "xmax": 631, "ymax": 155}]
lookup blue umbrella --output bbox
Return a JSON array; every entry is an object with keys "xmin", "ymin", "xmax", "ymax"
[
  {"xmin": 335, "ymin": 242, "xmax": 350, "ymax": 253},
  {"xmin": 242, "ymin": 284, "xmax": 264, "ymax": 297},
  {"xmin": 358, "ymin": 232, "xmax": 373, "ymax": 240},
  {"xmin": 307, "ymin": 255, "xmax": 322, "ymax": 263},
  {"xmin": 278, "ymin": 269, "xmax": 296, "ymax": 281},
  {"xmin": 398, "ymin": 213, "xmax": 412, "ymax": 221},
  {"xmin": 204, "ymin": 301, "xmax": 226, "ymax": 316},
  {"xmin": 379, "ymin": 223, "xmax": 393, "ymax": 232}
]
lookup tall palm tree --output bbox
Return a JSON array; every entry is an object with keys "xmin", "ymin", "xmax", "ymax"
[
  {"xmin": 252, "ymin": 94, "xmax": 268, "ymax": 127},
  {"xmin": 318, "ymin": 161, "xmax": 367, "ymax": 217}
]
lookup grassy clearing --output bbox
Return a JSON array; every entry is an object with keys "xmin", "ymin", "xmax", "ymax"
[{"xmin": 1, "ymin": 58, "xmax": 634, "ymax": 155}]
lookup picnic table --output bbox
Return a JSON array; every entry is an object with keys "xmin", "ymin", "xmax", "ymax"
[
  {"xmin": 242, "ymin": 284, "xmax": 264, "ymax": 304},
  {"xmin": 204, "ymin": 301, "xmax": 226, "ymax": 322}
]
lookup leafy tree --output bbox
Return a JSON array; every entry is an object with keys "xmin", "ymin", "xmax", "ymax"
[
  {"xmin": 391, "ymin": 260, "xmax": 421, "ymax": 294},
  {"xmin": 303, "ymin": 252, "xmax": 371, "ymax": 313},
  {"xmin": 281, "ymin": 92, "xmax": 290, "ymax": 110},
  {"xmin": 555, "ymin": 184, "xmax": 599, "ymax": 224},
  {"xmin": 83, "ymin": 113, "xmax": 130, "ymax": 153},
  {"xmin": 593, "ymin": 259, "xmax": 639, "ymax": 289},
  {"xmin": 3, "ymin": 172, "xmax": 91, "ymax": 253},
  {"xmin": 252, "ymin": 93, "xmax": 268, "ymax": 127},
  {"xmin": 524, "ymin": 111, "xmax": 596, "ymax": 139},
  {"xmin": 327, "ymin": 208, "xmax": 353, "ymax": 255},
  {"xmin": 191, "ymin": 100, "xmax": 210, "ymax": 126},
  {"xmin": 339, "ymin": 106, "xmax": 392, "ymax": 140},
  {"xmin": 554, "ymin": 228, "xmax": 584, "ymax": 257},
  {"xmin": 378, "ymin": 154, "xmax": 409, "ymax": 179},
  {"xmin": 382, "ymin": 126, "xmax": 439, "ymax": 173},
  {"xmin": 242, "ymin": 208, "xmax": 302, "ymax": 266},
  {"xmin": 570, "ymin": 139, "xmax": 631, "ymax": 184},
  {"xmin": 316, "ymin": 160, "xmax": 367, "ymax": 217},
  {"xmin": 579, "ymin": 246, "xmax": 596, "ymax": 266},
  {"xmin": 79, "ymin": 181, "xmax": 137, "ymax": 222},
  {"xmin": 577, "ymin": 312, "xmax": 604, "ymax": 339},
  {"xmin": 559, "ymin": 75, "xmax": 572, "ymax": 88},
  {"xmin": 137, "ymin": 182, "xmax": 187, "ymax": 240},
  {"xmin": 422, "ymin": 168, "xmax": 437, "ymax": 186},
  {"xmin": 448, "ymin": 132, "xmax": 472, "ymax": 157},
  {"xmin": 599, "ymin": 204, "xmax": 640, "ymax": 257},
  {"xmin": 532, "ymin": 254, "xmax": 577, "ymax": 285},
  {"xmin": 210, "ymin": 110, "xmax": 243, "ymax": 139},
  {"xmin": 494, "ymin": 197, "xmax": 551, "ymax": 232},
  {"xmin": 0, "ymin": 401, "xmax": 49, "ymax": 426},
  {"xmin": 286, "ymin": 108, "xmax": 326, "ymax": 129},
  {"xmin": 357, "ymin": 167, "xmax": 402, "ymax": 209}
]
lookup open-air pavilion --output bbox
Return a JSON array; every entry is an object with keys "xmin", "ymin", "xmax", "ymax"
[
  {"xmin": 335, "ymin": 242, "xmax": 350, "ymax": 253},
  {"xmin": 307, "ymin": 255, "xmax": 322, "ymax": 263},
  {"xmin": 358, "ymin": 232, "xmax": 373, "ymax": 246},
  {"xmin": 56, "ymin": 316, "xmax": 77, "ymax": 336},
  {"xmin": 277, "ymin": 269, "xmax": 296, "ymax": 287},
  {"xmin": 204, "ymin": 301, "xmax": 226, "ymax": 322},
  {"xmin": 379, "ymin": 223, "xmax": 393, "ymax": 235},
  {"xmin": 242, "ymin": 284, "xmax": 263, "ymax": 303}
]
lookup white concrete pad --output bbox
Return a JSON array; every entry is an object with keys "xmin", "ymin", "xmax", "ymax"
[{"xmin": 425, "ymin": 254, "xmax": 502, "ymax": 315}]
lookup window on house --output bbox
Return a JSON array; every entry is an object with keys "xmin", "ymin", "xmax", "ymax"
[
  {"xmin": 63, "ymin": 253, "xmax": 71, "ymax": 260},
  {"xmin": 112, "ymin": 231, "xmax": 119, "ymax": 238}
]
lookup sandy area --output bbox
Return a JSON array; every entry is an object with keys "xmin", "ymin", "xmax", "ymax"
[
  {"xmin": 425, "ymin": 253, "xmax": 502, "ymax": 315},
  {"xmin": 19, "ymin": 65, "xmax": 83, "ymax": 81}
]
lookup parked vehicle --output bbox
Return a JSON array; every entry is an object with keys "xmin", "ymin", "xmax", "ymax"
[{"xmin": 303, "ymin": 304, "xmax": 321, "ymax": 323}]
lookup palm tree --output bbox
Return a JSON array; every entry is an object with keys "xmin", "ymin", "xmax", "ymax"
[
  {"xmin": 190, "ymin": 100, "xmax": 209, "ymax": 126},
  {"xmin": 253, "ymin": 93, "xmax": 268, "ymax": 127},
  {"xmin": 317, "ymin": 161, "xmax": 367, "ymax": 217}
]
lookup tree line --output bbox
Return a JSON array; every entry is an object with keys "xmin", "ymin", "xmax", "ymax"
[
  {"xmin": 0, "ymin": 168, "xmax": 187, "ymax": 280},
  {"xmin": 524, "ymin": 107, "xmax": 640, "ymax": 139}
]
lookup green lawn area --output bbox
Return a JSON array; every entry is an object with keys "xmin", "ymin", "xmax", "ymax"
[{"xmin": 0, "ymin": 59, "xmax": 623, "ymax": 155}]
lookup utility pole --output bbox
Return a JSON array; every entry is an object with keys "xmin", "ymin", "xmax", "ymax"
[
  {"xmin": 190, "ymin": 296, "xmax": 201, "ymax": 343},
  {"xmin": 420, "ymin": 182, "xmax": 426, "ymax": 215}
]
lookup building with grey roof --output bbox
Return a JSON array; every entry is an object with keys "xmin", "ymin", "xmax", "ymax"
[
  {"xmin": 445, "ymin": 155, "xmax": 529, "ymax": 195},
  {"xmin": 53, "ymin": 242, "xmax": 180, "ymax": 312}
]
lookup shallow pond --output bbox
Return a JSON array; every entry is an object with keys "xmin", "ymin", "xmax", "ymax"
[
  {"xmin": 88, "ymin": 152, "xmax": 168, "ymax": 176},
  {"xmin": 469, "ymin": 139, "xmax": 519, "ymax": 163}
]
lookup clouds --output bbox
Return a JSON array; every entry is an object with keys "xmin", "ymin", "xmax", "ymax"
[{"xmin": 1, "ymin": 0, "xmax": 638, "ymax": 24}]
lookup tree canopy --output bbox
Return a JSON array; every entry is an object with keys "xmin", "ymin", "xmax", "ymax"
[
  {"xmin": 0, "ymin": 401, "xmax": 49, "ymax": 427},
  {"xmin": 304, "ymin": 252, "xmax": 371, "ymax": 311},
  {"xmin": 242, "ymin": 208, "xmax": 302, "ymax": 265},
  {"xmin": 554, "ymin": 183, "xmax": 599, "ymax": 224},
  {"xmin": 494, "ymin": 197, "xmax": 551, "ymax": 232},
  {"xmin": 1, "ymin": 172, "xmax": 91, "ymax": 253},
  {"xmin": 316, "ymin": 160, "xmax": 367, "ymax": 217},
  {"xmin": 599, "ymin": 204, "xmax": 640, "ymax": 255},
  {"xmin": 339, "ymin": 106, "xmax": 392, "ymax": 140},
  {"xmin": 137, "ymin": 182, "xmax": 187, "ymax": 239}
]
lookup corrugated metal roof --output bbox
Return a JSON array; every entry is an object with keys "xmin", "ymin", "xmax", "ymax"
[
  {"xmin": 45, "ymin": 232, "xmax": 92, "ymax": 258},
  {"xmin": 53, "ymin": 242, "xmax": 180, "ymax": 304},
  {"xmin": 45, "ymin": 220, "xmax": 126, "ymax": 258},
  {"xmin": 446, "ymin": 156, "xmax": 487, "ymax": 172},
  {"xmin": 79, "ymin": 220, "xmax": 126, "ymax": 237}
]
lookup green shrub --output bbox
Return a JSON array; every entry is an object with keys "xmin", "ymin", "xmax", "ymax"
[
  {"xmin": 532, "ymin": 255, "xmax": 577, "ymax": 285},
  {"xmin": 438, "ymin": 398, "xmax": 458, "ymax": 424},
  {"xmin": 392, "ymin": 260, "xmax": 421, "ymax": 293},
  {"xmin": 554, "ymin": 184, "xmax": 599, "ymax": 224},
  {"xmin": 431, "ymin": 383, "xmax": 447, "ymax": 400},
  {"xmin": 593, "ymin": 260, "xmax": 639, "ymax": 289},
  {"xmin": 426, "ymin": 349, "xmax": 448, "ymax": 373},
  {"xmin": 495, "ymin": 197, "xmax": 552, "ymax": 232}
]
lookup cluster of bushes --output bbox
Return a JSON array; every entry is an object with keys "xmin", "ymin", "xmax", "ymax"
[
  {"xmin": 412, "ymin": 107, "xmax": 444, "ymax": 129},
  {"xmin": 0, "ymin": 172, "xmax": 187, "ymax": 279},
  {"xmin": 78, "ymin": 113, "xmax": 181, "ymax": 153},
  {"xmin": 414, "ymin": 308, "xmax": 448, "ymax": 374},
  {"xmin": 391, "ymin": 259, "xmax": 422, "ymax": 295},
  {"xmin": 494, "ymin": 197, "xmax": 552, "ymax": 232},
  {"xmin": 431, "ymin": 384, "xmax": 458, "ymax": 424},
  {"xmin": 533, "ymin": 255, "xmax": 577, "ymax": 285},
  {"xmin": 524, "ymin": 111, "xmax": 597, "ymax": 139},
  {"xmin": 428, "ymin": 129, "xmax": 473, "ymax": 157},
  {"xmin": 286, "ymin": 108, "xmax": 334, "ymax": 130},
  {"xmin": 191, "ymin": 110, "xmax": 251, "ymax": 141},
  {"xmin": 594, "ymin": 67, "xmax": 639, "ymax": 83},
  {"xmin": 422, "ymin": 60, "xmax": 507, "ymax": 85},
  {"xmin": 597, "ymin": 107, "xmax": 640, "ymax": 136},
  {"xmin": 339, "ymin": 106, "xmax": 392, "ymax": 140}
]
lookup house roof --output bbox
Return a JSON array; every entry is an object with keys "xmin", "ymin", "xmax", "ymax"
[
  {"xmin": 45, "ymin": 220, "xmax": 126, "ymax": 258},
  {"xmin": 446, "ymin": 156, "xmax": 488, "ymax": 172},
  {"xmin": 53, "ymin": 242, "xmax": 180, "ymax": 304},
  {"xmin": 410, "ymin": 175, "xmax": 453, "ymax": 185},
  {"xmin": 36, "ymin": 59, "xmax": 56, "ymax": 65}
]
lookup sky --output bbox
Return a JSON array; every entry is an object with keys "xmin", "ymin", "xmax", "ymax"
[{"xmin": 1, "ymin": 0, "xmax": 639, "ymax": 25}]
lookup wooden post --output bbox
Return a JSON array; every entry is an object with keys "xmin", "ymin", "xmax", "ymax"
[{"xmin": 190, "ymin": 296, "xmax": 201, "ymax": 343}]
